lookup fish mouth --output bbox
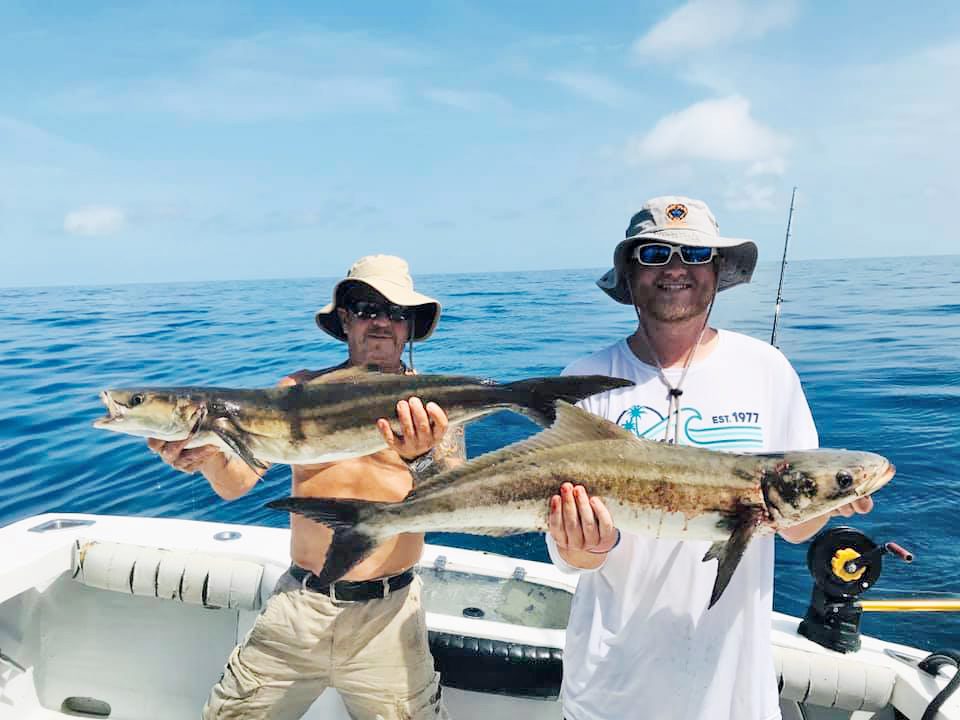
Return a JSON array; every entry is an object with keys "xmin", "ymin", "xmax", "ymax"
[
  {"xmin": 93, "ymin": 391, "xmax": 123, "ymax": 428},
  {"xmin": 858, "ymin": 460, "xmax": 896, "ymax": 496}
]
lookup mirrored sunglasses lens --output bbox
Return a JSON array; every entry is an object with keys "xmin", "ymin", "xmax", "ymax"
[
  {"xmin": 636, "ymin": 244, "xmax": 672, "ymax": 265},
  {"xmin": 680, "ymin": 247, "xmax": 714, "ymax": 264},
  {"xmin": 349, "ymin": 300, "xmax": 381, "ymax": 318},
  {"xmin": 386, "ymin": 306, "xmax": 409, "ymax": 321},
  {"xmin": 350, "ymin": 301, "xmax": 409, "ymax": 321}
]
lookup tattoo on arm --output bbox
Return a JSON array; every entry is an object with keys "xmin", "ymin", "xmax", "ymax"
[
  {"xmin": 435, "ymin": 425, "xmax": 466, "ymax": 469},
  {"xmin": 405, "ymin": 426, "xmax": 466, "ymax": 484}
]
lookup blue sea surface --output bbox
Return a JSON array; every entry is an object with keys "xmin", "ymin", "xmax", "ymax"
[{"xmin": 1, "ymin": 257, "xmax": 958, "ymax": 651}]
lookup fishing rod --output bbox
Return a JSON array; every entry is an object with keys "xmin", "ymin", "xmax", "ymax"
[{"xmin": 770, "ymin": 186, "xmax": 798, "ymax": 348}]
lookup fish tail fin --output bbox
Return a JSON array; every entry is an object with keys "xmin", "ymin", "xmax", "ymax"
[
  {"xmin": 265, "ymin": 497, "xmax": 383, "ymax": 586},
  {"xmin": 505, "ymin": 375, "xmax": 635, "ymax": 426}
]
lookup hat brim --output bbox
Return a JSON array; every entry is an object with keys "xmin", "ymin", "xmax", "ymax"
[
  {"xmin": 315, "ymin": 277, "xmax": 442, "ymax": 342},
  {"xmin": 598, "ymin": 231, "xmax": 758, "ymax": 304}
]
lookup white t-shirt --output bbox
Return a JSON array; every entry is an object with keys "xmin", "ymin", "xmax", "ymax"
[{"xmin": 549, "ymin": 330, "xmax": 818, "ymax": 720}]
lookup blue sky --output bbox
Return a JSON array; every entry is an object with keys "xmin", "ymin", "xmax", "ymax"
[{"xmin": 2, "ymin": 1, "xmax": 958, "ymax": 287}]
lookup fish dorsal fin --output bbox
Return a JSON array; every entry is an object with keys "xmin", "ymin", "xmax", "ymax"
[
  {"xmin": 549, "ymin": 400, "xmax": 639, "ymax": 442},
  {"xmin": 479, "ymin": 401, "xmax": 635, "ymax": 458},
  {"xmin": 414, "ymin": 401, "xmax": 636, "ymax": 493},
  {"xmin": 305, "ymin": 365, "xmax": 396, "ymax": 385}
]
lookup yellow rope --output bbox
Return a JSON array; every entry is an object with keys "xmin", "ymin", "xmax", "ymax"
[{"xmin": 860, "ymin": 600, "xmax": 960, "ymax": 612}]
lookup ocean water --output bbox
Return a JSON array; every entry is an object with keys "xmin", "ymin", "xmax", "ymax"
[{"xmin": 1, "ymin": 256, "xmax": 958, "ymax": 651}]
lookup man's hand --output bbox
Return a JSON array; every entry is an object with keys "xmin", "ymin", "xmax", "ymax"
[
  {"xmin": 146, "ymin": 437, "xmax": 223, "ymax": 475},
  {"xmin": 548, "ymin": 483, "xmax": 619, "ymax": 555},
  {"xmin": 832, "ymin": 496, "xmax": 874, "ymax": 518},
  {"xmin": 377, "ymin": 396, "xmax": 449, "ymax": 460},
  {"xmin": 779, "ymin": 495, "xmax": 876, "ymax": 543}
]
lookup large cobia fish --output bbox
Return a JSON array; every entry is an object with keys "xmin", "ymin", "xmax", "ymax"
[
  {"xmin": 93, "ymin": 368, "xmax": 633, "ymax": 472},
  {"xmin": 267, "ymin": 401, "xmax": 895, "ymax": 608}
]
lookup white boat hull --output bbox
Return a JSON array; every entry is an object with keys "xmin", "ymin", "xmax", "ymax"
[{"xmin": 0, "ymin": 513, "xmax": 956, "ymax": 719}]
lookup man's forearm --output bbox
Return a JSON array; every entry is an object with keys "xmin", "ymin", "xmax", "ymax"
[
  {"xmin": 555, "ymin": 543, "xmax": 607, "ymax": 570},
  {"xmin": 201, "ymin": 454, "xmax": 262, "ymax": 500},
  {"xmin": 406, "ymin": 426, "xmax": 465, "ymax": 483},
  {"xmin": 779, "ymin": 514, "xmax": 830, "ymax": 544}
]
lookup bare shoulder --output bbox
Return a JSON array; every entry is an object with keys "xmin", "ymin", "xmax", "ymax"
[{"xmin": 279, "ymin": 363, "xmax": 350, "ymax": 387}]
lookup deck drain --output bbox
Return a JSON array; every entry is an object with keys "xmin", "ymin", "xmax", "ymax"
[
  {"xmin": 61, "ymin": 696, "xmax": 111, "ymax": 717},
  {"xmin": 462, "ymin": 606, "xmax": 485, "ymax": 618}
]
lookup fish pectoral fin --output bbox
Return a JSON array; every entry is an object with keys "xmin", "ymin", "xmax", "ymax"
[
  {"xmin": 702, "ymin": 511, "xmax": 761, "ymax": 609},
  {"xmin": 210, "ymin": 418, "xmax": 269, "ymax": 476}
]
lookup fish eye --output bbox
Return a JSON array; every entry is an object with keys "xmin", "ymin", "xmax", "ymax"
[
  {"xmin": 836, "ymin": 470, "xmax": 854, "ymax": 489},
  {"xmin": 130, "ymin": 393, "xmax": 144, "ymax": 407}
]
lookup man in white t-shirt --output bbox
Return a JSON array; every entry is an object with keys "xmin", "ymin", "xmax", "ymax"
[{"xmin": 546, "ymin": 196, "xmax": 875, "ymax": 720}]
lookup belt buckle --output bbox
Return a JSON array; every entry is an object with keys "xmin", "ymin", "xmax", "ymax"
[
  {"xmin": 329, "ymin": 580, "xmax": 359, "ymax": 605},
  {"xmin": 381, "ymin": 577, "xmax": 390, "ymax": 599}
]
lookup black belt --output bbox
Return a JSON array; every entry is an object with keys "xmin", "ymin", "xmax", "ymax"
[{"xmin": 288, "ymin": 565, "xmax": 415, "ymax": 602}]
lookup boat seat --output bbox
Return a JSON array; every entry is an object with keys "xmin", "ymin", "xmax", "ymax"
[
  {"xmin": 428, "ymin": 631, "xmax": 563, "ymax": 699},
  {"xmin": 775, "ymin": 645, "xmax": 895, "ymax": 712},
  {"xmin": 70, "ymin": 539, "xmax": 267, "ymax": 611}
]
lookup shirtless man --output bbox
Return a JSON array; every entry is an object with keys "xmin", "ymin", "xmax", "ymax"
[{"xmin": 148, "ymin": 255, "xmax": 458, "ymax": 720}]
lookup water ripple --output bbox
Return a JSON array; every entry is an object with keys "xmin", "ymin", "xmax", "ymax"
[{"xmin": 1, "ymin": 257, "xmax": 959, "ymax": 650}]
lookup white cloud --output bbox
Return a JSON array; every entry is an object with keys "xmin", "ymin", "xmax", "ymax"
[
  {"xmin": 547, "ymin": 71, "xmax": 631, "ymax": 106},
  {"xmin": 64, "ymin": 206, "xmax": 126, "ymax": 236},
  {"xmin": 632, "ymin": 0, "xmax": 797, "ymax": 60},
  {"xmin": 627, "ymin": 95, "xmax": 789, "ymax": 166},
  {"xmin": 0, "ymin": 115, "xmax": 100, "ymax": 163},
  {"xmin": 206, "ymin": 28, "xmax": 428, "ymax": 72},
  {"xmin": 47, "ymin": 28, "xmax": 417, "ymax": 121},
  {"xmin": 57, "ymin": 71, "xmax": 401, "ymax": 121},
  {"xmin": 423, "ymin": 88, "xmax": 511, "ymax": 112},
  {"xmin": 746, "ymin": 157, "xmax": 786, "ymax": 176},
  {"xmin": 724, "ymin": 183, "xmax": 777, "ymax": 210}
]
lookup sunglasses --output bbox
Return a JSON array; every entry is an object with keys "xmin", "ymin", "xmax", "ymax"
[
  {"xmin": 346, "ymin": 299, "xmax": 411, "ymax": 322},
  {"xmin": 632, "ymin": 243, "xmax": 718, "ymax": 266}
]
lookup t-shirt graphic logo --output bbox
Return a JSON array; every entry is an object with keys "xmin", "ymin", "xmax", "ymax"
[{"xmin": 616, "ymin": 405, "xmax": 763, "ymax": 449}]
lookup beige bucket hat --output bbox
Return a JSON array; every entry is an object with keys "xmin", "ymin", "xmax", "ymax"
[
  {"xmin": 315, "ymin": 255, "xmax": 442, "ymax": 341},
  {"xmin": 597, "ymin": 195, "xmax": 759, "ymax": 304}
]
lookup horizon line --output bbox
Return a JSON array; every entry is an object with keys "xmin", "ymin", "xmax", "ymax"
[{"xmin": 2, "ymin": 252, "xmax": 957, "ymax": 292}]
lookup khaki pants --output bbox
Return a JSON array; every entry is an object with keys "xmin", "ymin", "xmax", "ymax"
[{"xmin": 203, "ymin": 571, "xmax": 447, "ymax": 720}]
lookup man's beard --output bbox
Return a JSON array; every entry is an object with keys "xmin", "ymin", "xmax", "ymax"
[{"xmin": 633, "ymin": 281, "xmax": 715, "ymax": 323}]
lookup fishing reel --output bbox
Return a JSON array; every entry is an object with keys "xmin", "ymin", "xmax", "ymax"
[{"xmin": 798, "ymin": 526, "xmax": 913, "ymax": 653}]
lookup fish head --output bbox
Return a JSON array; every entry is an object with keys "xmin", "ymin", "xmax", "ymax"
[
  {"xmin": 761, "ymin": 450, "xmax": 895, "ymax": 525},
  {"xmin": 94, "ymin": 389, "xmax": 206, "ymax": 440}
]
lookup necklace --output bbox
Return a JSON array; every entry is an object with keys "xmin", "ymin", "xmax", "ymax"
[
  {"xmin": 627, "ymin": 280, "xmax": 716, "ymax": 444},
  {"xmin": 632, "ymin": 317, "xmax": 709, "ymax": 444}
]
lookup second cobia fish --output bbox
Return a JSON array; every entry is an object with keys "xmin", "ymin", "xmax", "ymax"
[
  {"xmin": 267, "ymin": 401, "xmax": 895, "ymax": 608},
  {"xmin": 93, "ymin": 368, "xmax": 633, "ymax": 472}
]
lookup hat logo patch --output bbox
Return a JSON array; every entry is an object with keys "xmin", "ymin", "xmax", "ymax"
[{"xmin": 665, "ymin": 203, "xmax": 688, "ymax": 224}]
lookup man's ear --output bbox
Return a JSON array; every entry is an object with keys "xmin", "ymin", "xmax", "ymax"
[{"xmin": 337, "ymin": 307, "xmax": 350, "ymax": 334}]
